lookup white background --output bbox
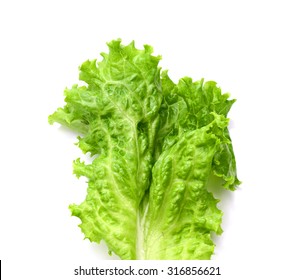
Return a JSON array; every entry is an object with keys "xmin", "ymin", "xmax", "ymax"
[{"xmin": 1, "ymin": 0, "xmax": 293, "ymax": 279}]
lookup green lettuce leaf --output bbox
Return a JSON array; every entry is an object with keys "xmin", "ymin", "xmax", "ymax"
[
  {"xmin": 49, "ymin": 39, "xmax": 162, "ymax": 259},
  {"xmin": 143, "ymin": 114, "xmax": 229, "ymax": 259}
]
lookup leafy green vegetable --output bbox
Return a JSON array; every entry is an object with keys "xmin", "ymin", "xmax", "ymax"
[
  {"xmin": 144, "ymin": 114, "xmax": 229, "ymax": 259},
  {"xmin": 49, "ymin": 39, "xmax": 240, "ymax": 260}
]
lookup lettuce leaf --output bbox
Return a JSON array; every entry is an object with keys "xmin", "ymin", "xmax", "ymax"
[
  {"xmin": 49, "ymin": 39, "xmax": 240, "ymax": 260},
  {"xmin": 144, "ymin": 114, "xmax": 229, "ymax": 259},
  {"xmin": 49, "ymin": 40, "xmax": 162, "ymax": 259}
]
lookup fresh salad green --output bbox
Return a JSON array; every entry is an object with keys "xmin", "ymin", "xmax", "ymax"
[{"xmin": 49, "ymin": 39, "xmax": 240, "ymax": 260}]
